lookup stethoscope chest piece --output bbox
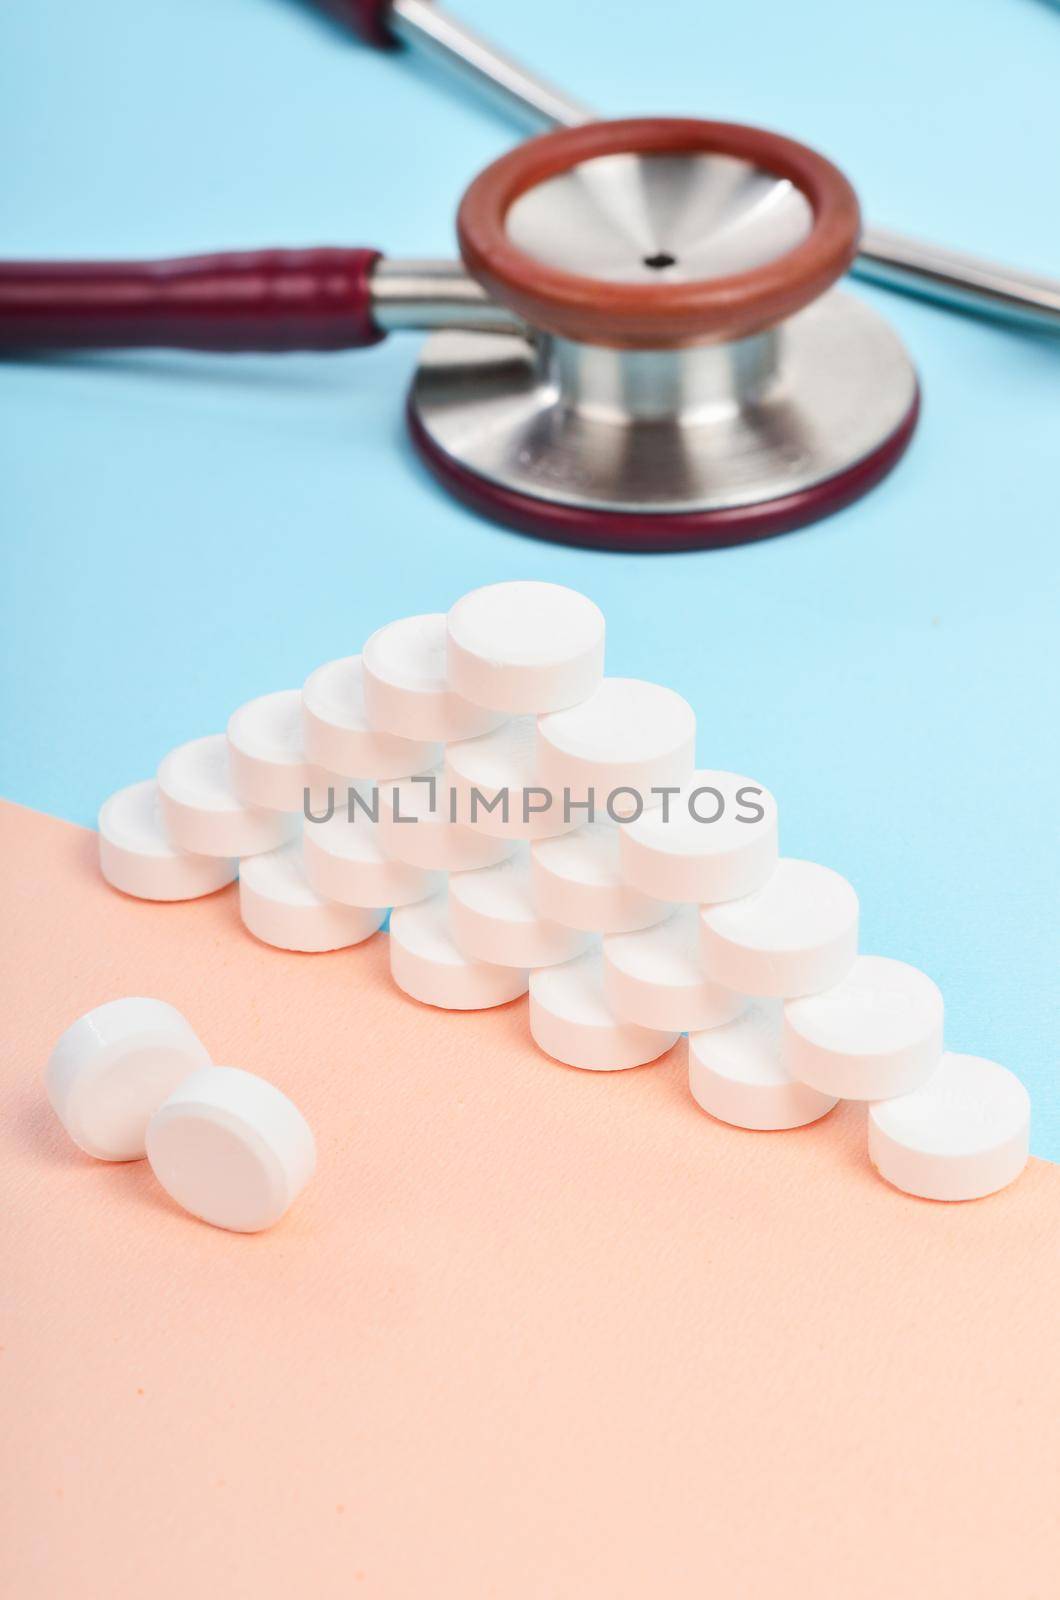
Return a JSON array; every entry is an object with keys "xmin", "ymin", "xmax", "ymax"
[{"xmin": 408, "ymin": 118, "xmax": 920, "ymax": 551}]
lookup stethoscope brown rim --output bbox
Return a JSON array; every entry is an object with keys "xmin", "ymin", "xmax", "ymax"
[{"xmin": 457, "ymin": 116, "xmax": 861, "ymax": 350}]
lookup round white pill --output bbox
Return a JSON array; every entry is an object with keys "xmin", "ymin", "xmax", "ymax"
[
  {"xmin": 239, "ymin": 837, "xmax": 385, "ymax": 952},
  {"xmin": 537, "ymin": 678, "xmax": 696, "ymax": 819},
  {"xmin": 445, "ymin": 717, "xmax": 576, "ymax": 842},
  {"xmin": 389, "ymin": 895, "xmax": 529, "ymax": 1010},
  {"xmin": 699, "ymin": 859, "xmax": 859, "ymax": 998},
  {"xmin": 688, "ymin": 1001, "xmax": 838, "ymax": 1130},
  {"xmin": 446, "ymin": 581, "xmax": 605, "ymax": 713},
  {"xmin": 868, "ymin": 1053, "xmax": 1031, "ymax": 1201},
  {"xmin": 448, "ymin": 847, "xmax": 593, "ymax": 968},
  {"xmin": 227, "ymin": 688, "xmax": 337, "ymax": 813},
  {"xmin": 157, "ymin": 735, "xmax": 297, "ymax": 859},
  {"xmin": 362, "ymin": 613, "xmax": 507, "ymax": 742},
  {"xmin": 303, "ymin": 791, "xmax": 442, "ymax": 908},
  {"xmin": 301, "ymin": 655, "xmax": 442, "ymax": 780},
  {"xmin": 98, "ymin": 779, "xmax": 237, "ymax": 901},
  {"xmin": 620, "ymin": 769, "xmax": 779, "ymax": 903},
  {"xmin": 377, "ymin": 769, "xmax": 514, "ymax": 872},
  {"xmin": 146, "ymin": 1066, "xmax": 316, "ymax": 1233},
  {"xmin": 784, "ymin": 955, "xmax": 944, "ymax": 1101},
  {"xmin": 45, "ymin": 997, "xmax": 212, "ymax": 1161},
  {"xmin": 602, "ymin": 907, "xmax": 746, "ymax": 1033},
  {"xmin": 531, "ymin": 821, "xmax": 672, "ymax": 933},
  {"xmin": 529, "ymin": 949, "xmax": 679, "ymax": 1071}
]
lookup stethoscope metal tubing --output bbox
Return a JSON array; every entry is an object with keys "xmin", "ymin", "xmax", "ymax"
[
  {"xmin": 389, "ymin": 0, "xmax": 1060, "ymax": 337},
  {"xmin": 389, "ymin": 0, "xmax": 592, "ymax": 129},
  {"xmin": 856, "ymin": 227, "xmax": 1060, "ymax": 335}
]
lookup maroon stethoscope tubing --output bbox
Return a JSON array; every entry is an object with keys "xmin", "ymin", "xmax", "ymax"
[{"xmin": 0, "ymin": 250, "xmax": 384, "ymax": 353}]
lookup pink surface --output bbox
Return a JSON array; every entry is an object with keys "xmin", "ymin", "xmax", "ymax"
[{"xmin": 3, "ymin": 799, "xmax": 1059, "ymax": 1597}]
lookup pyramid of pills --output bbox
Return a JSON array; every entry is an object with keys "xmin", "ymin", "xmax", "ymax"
[{"xmin": 98, "ymin": 581, "xmax": 1031, "ymax": 1203}]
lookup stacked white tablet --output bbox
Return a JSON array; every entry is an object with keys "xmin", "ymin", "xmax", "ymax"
[{"xmin": 98, "ymin": 581, "xmax": 1031, "ymax": 1203}]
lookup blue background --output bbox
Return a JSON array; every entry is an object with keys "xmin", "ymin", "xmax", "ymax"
[{"xmin": 2, "ymin": 0, "xmax": 1058, "ymax": 1156}]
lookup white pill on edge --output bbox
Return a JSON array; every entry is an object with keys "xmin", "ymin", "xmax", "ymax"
[
  {"xmin": 537, "ymin": 678, "xmax": 696, "ymax": 817},
  {"xmin": 389, "ymin": 895, "xmax": 529, "ymax": 1010},
  {"xmin": 446, "ymin": 581, "xmax": 605, "ymax": 713},
  {"xmin": 531, "ymin": 820, "xmax": 672, "ymax": 933},
  {"xmin": 620, "ymin": 769, "xmax": 779, "ymax": 903},
  {"xmin": 784, "ymin": 955, "xmax": 944, "ymax": 1101},
  {"xmin": 146, "ymin": 1066, "xmax": 316, "ymax": 1233},
  {"xmin": 699, "ymin": 858, "xmax": 859, "ymax": 998},
  {"xmin": 362, "ymin": 613, "xmax": 507, "ymax": 741},
  {"xmin": 448, "ymin": 846, "xmax": 593, "ymax": 968},
  {"xmin": 603, "ymin": 907, "xmax": 746, "ymax": 1033},
  {"xmin": 227, "ymin": 688, "xmax": 338, "ymax": 812},
  {"xmin": 98, "ymin": 779, "xmax": 237, "ymax": 901},
  {"xmin": 869, "ymin": 1053, "xmax": 1030, "ymax": 1201},
  {"xmin": 303, "ymin": 791, "xmax": 442, "ymax": 908},
  {"xmin": 157, "ymin": 735, "xmax": 298, "ymax": 859},
  {"xmin": 445, "ymin": 717, "xmax": 576, "ymax": 842},
  {"xmin": 239, "ymin": 837, "xmax": 386, "ymax": 952},
  {"xmin": 45, "ymin": 997, "xmax": 212, "ymax": 1161},
  {"xmin": 302, "ymin": 655, "xmax": 442, "ymax": 780},
  {"xmin": 530, "ymin": 949, "xmax": 679, "ymax": 1071},
  {"xmin": 378, "ymin": 769, "xmax": 515, "ymax": 872},
  {"xmin": 688, "ymin": 1001, "xmax": 838, "ymax": 1130}
]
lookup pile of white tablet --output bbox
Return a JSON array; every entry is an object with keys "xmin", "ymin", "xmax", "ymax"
[{"xmin": 98, "ymin": 581, "xmax": 1031, "ymax": 1204}]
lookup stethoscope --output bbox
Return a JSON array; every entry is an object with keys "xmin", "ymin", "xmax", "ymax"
[{"xmin": 3, "ymin": 0, "xmax": 1058, "ymax": 553}]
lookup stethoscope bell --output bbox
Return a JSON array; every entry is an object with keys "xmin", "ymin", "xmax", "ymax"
[{"xmin": 407, "ymin": 118, "xmax": 919, "ymax": 551}]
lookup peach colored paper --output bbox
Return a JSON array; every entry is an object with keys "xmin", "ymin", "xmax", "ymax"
[{"xmin": 2, "ymin": 799, "xmax": 1058, "ymax": 1598}]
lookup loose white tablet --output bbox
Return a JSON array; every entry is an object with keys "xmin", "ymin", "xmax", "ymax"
[
  {"xmin": 529, "ymin": 949, "xmax": 679, "ymax": 1071},
  {"xmin": 784, "ymin": 955, "xmax": 944, "ymax": 1101},
  {"xmin": 157, "ymin": 735, "xmax": 297, "ymax": 859},
  {"xmin": 362, "ymin": 613, "xmax": 507, "ymax": 741},
  {"xmin": 45, "ymin": 997, "xmax": 212, "ymax": 1161},
  {"xmin": 445, "ymin": 717, "xmax": 576, "ymax": 842},
  {"xmin": 619, "ymin": 769, "xmax": 778, "ymax": 903},
  {"xmin": 146, "ymin": 1066, "xmax": 316, "ymax": 1233},
  {"xmin": 699, "ymin": 859, "xmax": 859, "ymax": 998},
  {"xmin": 303, "ymin": 795, "xmax": 442, "ymax": 908},
  {"xmin": 536, "ymin": 678, "xmax": 696, "ymax": 819},
  {"xmin": 389, "ymin": 895, "xmax": 529, "ymax": 1010},
  {"xmin": 301, "ymin": 655, "xmax": 442, "ymax": 779},
  {"xmin": 98, "ymin": 779, "xmax": 237, "ymax": 901},
  {"xmin": 446, "ymin": 581, "xmax": 605, "ymax": 713},
  {"xmin": 227, "ymin": 688, "xmax": 337, "ymax": 813},
  {"xmin": 239, "ymin": 838, "xmax": 385, "ymax": 952},
  {"xmin": 448, "ymin": 847, "xmax": 593, "ymax": 968},
  {"xmin": 531, "ymin": 821, "xmax": 672, "ymax": 933},
  {"xmin": 602, "ymin": 907, "xmax": 746, "ymax": 1033},
  {"xmin": 868, "ymin": 1053, "xmax": 1031, "ymax": 1201},
  {"xmin": 378, "ymin": 769, "xmax": 514, "ymax": 872},
  {"xmin": 688, "ymin": 1001, "xmax": 838, "ymax": 1130}
]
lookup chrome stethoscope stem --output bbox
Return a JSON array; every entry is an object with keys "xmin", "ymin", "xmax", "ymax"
[
  {"xmin": 371, "ymin": 260, "xmax": 783, "ymax": 429},
  {"xmin": 370, "ymin": 258, "xmax": 523, "ymax": 334},
  {"xmin": 389, "ymin": 0, "xmax": 1060, "ymax": 337}
]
